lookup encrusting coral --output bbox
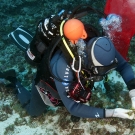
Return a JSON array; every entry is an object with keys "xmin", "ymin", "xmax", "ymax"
[{"xmin": 0, "ymin": 0, "xmax": 135, "ymax": 134}]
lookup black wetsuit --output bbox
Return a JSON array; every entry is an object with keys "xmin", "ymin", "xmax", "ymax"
[{"xmin": 16, "ymin": 47, "xmax": 135, "ymax": 118}]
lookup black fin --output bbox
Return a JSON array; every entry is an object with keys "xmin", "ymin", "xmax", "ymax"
[
  {"xmin": 8, "ymin": 26, "xmax": 33, "ymax": 52},
  {"xmin": 0, "ymin": 69, "xmax": 16, "ymax": 79}
]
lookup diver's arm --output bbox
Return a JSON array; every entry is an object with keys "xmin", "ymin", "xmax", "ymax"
[
  {"xmin": 51, "ymin": 51, "xmax": 135, "ymax": 119},
  {"xmin": 115, "ymin": 49, "xmax": 135, "ymax": 112},
  {"xmin": 115, "ymin": 49, "xmax": 135, "ymax": 84},
  {"xmin": 55, "ymin": 79, "xmax": 105, "ymax": 118},
  {"xmin": 55, "ymin": 77, "xmax": 134, "ymax": 119}
]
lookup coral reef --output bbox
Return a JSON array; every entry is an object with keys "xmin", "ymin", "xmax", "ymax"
[{"xmin": 0, "ymin": 0, "xmax": 135, "ymax": 135}]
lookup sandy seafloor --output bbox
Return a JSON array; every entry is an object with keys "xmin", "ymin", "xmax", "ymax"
[{"xmin": 1, "ymin": 0, "xmax": 135, "ymax": 135}]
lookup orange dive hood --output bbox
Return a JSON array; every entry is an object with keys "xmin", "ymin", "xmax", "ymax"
[{"xmin": 63, "ymin": 19, "xmax": 87, "ymax": 44}]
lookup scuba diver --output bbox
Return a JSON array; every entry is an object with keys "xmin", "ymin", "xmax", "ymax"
[{"xmin": 1, "ymin": 6, "xmax": 135, "ymax": 121}]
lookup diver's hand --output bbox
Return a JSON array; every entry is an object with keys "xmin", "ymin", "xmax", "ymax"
[
  {"xmin": 113, "ymin": 108, "xmax": 134, "ymax": 119},
  {"xmin": 129, "ymin": 89, "xmax": 135, "ymax": 109},
  {"xmin": 105, "ymin": 108, "xmax": 134, "ymax": 119}
]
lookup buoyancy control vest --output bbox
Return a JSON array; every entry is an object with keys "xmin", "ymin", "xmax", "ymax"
[{"xmin": 31, "ymin": 5, "xmax": 107, "ymax": 105}]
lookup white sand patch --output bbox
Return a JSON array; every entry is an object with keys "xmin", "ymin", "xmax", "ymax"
[
  {"xmin": 0, "ymin": 112, "xmax": 20, "ymax": 135},
  {"xmin": 104, "ymin": 124, "xmax": 116, "ymax": 133}
]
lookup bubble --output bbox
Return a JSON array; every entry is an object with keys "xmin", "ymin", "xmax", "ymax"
[{"xmin": 99, "ymin": 14, "xmax": 122, "ymax": 32}]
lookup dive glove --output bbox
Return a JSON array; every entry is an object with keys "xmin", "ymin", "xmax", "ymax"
[
  {"xmin": 129, "ymin": 89, "xmax": 135, "ymax": 109},
  {"xmin": 105, "ymin": 108, "xmax": 135, "ymax": 119}
]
